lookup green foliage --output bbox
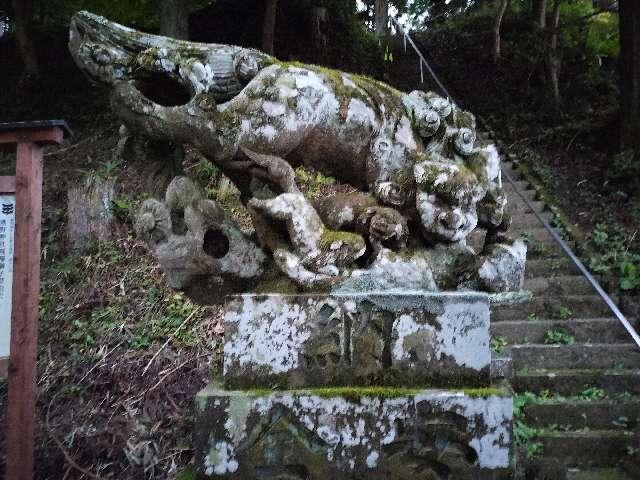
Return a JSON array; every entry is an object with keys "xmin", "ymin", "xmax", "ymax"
[
  {"xmin": 532, "ymin": 242, "xmax": 548, "ymax": 256},
  {"xmin": 31, "ymin": 0, "xmax": 213, "ymax": 31},
  {"xmin": 620, "ymin": 261, "xmax": 640, "ymax": 291},
  {"xmin": 309, "ymin": 0, "xmax": 385, "ymax": 76},
  {"xmin": 555, "ymin": 306, "xmax": 572, "ymax": 320},
  {"xmin": 52, "ymin": 255, "xmax": 81, "ymax": 282},
  {"xmin": 97, "ymin": 159, "xmax": 122, "ymax": 179},
  {"xmin": 627, "ymin": 445, "xmax": 640, "ymax": 457},
  {"xmin": 513, "ymin": 392, "xmax": 544, "ymax": 459},
  {"xmin": 586, "ymin": 12, "xmax": 619, "ymax": 58},
  {"xmin": 187, "ymin": 158, "xmax": 220, "ymax": 200},
  {"xmin": 295, "ymin": 166, "xmax": 335, "ymax": 198},
  {"xmin": 520, "ymin": 232, "xmax": 535, "ymax": 246},
  {"xmin": 578, "ymin": 386, "xmax": 606, "ymax": 401},
  {"xmin": 529, "ymin": 161, "xmax": 557, "ymax": 191},
  {"xmin": 490, "ymin": 336, "xmax": 508, "ymax": 354},
  {"xmin": 607, "ymin": 150, "xmax": 640, "ymax": 196},
  {"xmin": 40, "ymin": 239, "xmax": 207, "ymax": 357},
  {"xmin": 544, "ymin": 328, "xmax": 575, "ymax": 345},
  {"xmin": 587, "ymin": 223, "xmax": 640, "ymax": 292},
  {"xmin": 80, "ymin": 159, "xmax": 122, "ymax": 189},
  {"xmin": 406, "ymin": 0, "xmax": 481, "ymax": 26},
  {"xmin": 131, "ymin": 293, "xmax": 203, "ymax": 349},
  {"xmin": 111, "ymin": 197, "xmax": 133, "ymax": 223}
]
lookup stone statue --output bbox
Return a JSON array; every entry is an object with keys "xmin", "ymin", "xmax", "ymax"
[
  {"xmin": 69, "ymin": 14, "xmax": 520, "ymax": 479},
  {"xmin": 69, "ymin": 11, "xmax": 526, "ymax": 297}
]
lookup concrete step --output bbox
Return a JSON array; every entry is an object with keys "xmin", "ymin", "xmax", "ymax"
[
  {"xmin": 566, "ymin": 467, "xmax": 636, "ymax": 480},
  {"xmin": 537, "ymin": 430, "xmax": 637, "ymax": 468},
  {"xmin": 525, "ymin": 235, "xmax": 576, "ymax": 249},
  {"xmin": 491, "ymin": 318, "xmax": 632, "ymax": 344},
  {"xmin": 523, "ymin": 399, "xmax": 640, "ymax": 430},
  {"xmin": 492, "ymin": 295, "xmax": 612, "ymax": 322},
  {"xmin": 505, "ymin": 199, "xmax": 546, "ymax": 213},
  {"xmin": 504, "ymin": 180, "xmax": 532, "ymax": 192},
  {"xmin": 512, "ymin": 368, "xmax": 640, "ymax": 395},
  {"xmin": 525, "ymin": 258, "xmax": 578, "ymax": 277},
  {"xmin": 510, "ymin": 211, "xmax": 554, "ymax": 228},
  {"xmin": 524, "ymin": 276, "xmax": 593, "ymax": 295},
  {"xmin": 510, "ymin": 343, "xmax": 640, "ymax": 370},
  {"xmin": 506, "ymin": 190, "xmax": 542, "ymax": 206}
]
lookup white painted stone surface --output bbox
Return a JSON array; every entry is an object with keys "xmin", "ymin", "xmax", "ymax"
[
  {"xmin": 223, "ymin": 292, "xmax": 491, "ymax": 386},
  {"xmin": 195, "ymin": 386, "xmax": 513, "ymax": 476}
]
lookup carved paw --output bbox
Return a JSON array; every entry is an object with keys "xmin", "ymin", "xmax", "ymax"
[
  {"xmin": 135, "ymin": 199, "xmax": 171, "ymax": 246},
  {"xmin": 375, "ymin": 181, "xmax": 408, "ymax": 208}
]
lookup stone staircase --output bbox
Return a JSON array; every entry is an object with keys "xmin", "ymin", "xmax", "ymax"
[
  {"xmin": 387, "ymin": 38, "xmax": 639, "ymax": 478},
  {"xmin": 490, "ymin": 159, "xmax": 640, "ymax": 478}
]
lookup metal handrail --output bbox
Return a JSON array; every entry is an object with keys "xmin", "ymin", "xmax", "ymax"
[
  {"xmin": 389, "ymin": 17, "xmax": 453, "ymax": 102},
  {"xmin": 387, "ymin": 15, "xmax": 640, "ymax": 349},
  {"xmin": 501, "ymin": 166, "xmax": 640, "ymax": 348}
]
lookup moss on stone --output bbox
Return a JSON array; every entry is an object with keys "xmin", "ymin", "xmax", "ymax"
[
  {"xmin": 275, "ymin": 60, "xmax": 405, "ymax": 112},
  {"xmin": 319, "ymin": 227, "xmax": 363, "ymax": 249},
  {"xmin": 254, "ymin": 277, "xmax": 300, "ymax": 295},
  {"xmin": 306, "ymin": 387, "xmax": 421, "ymax": 400},
  {"xmin": 457, "ymin": 387, "xmax": 507, "ymax": 398},
  {"xmin": 241, "ymin": 386, "xmax": 507, "ymax": 401},
  {"xmin": 390, "ymin": 169, "xmax": 415, "ymax": 192}
]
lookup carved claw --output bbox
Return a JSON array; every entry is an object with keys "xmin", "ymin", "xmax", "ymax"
[{"xmin": 237, "ymin": 147, "xmax": 300, "ymax": 194}]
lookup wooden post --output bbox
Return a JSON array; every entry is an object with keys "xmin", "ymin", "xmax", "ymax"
[{"xmin": 0, "ymin": 120, "xmax": 71, "ymax": 480}]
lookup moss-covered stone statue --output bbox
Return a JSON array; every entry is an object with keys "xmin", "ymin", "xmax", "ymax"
[{"xmin": 69, "ymin": 11, "xmax": 526, "ymax": 295}]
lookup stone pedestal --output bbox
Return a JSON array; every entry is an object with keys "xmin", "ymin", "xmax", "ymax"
[
  {"xmin": 195, "ymin": 292, "xmax": 513, "ymax": 479},
  {"xmin": 223, "ymin": 293, "xmax": 491, "ymax": 389},
  {"xmin": 194, "ymin": 387, "xmax": 512, "ymax": 479}
]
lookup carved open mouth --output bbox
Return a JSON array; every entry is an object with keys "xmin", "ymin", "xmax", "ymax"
[{"xmin": 134, "ymin": 73, "xmax": 193, "ymax": 107}]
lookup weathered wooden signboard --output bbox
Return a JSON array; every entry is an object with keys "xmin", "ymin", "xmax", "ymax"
[
  {"xmin": 0, "ymin": 193, "xmax": 15, "ymax": 374},
  {"xmin": 0, "ymin": 120, "xmax": 71, "ymax": 480}
]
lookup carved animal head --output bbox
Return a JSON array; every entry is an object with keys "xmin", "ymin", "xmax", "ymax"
[
  {"xmin": 69, "ymin": 11, "xmax": 270, "ymax": 105},
  {"xmin": 402, "ymin": 91, "xmax": 503, "ymax": 244},
  {"xmin": 414, "ymin": 157, "xmax": 486, "ymax": 244}
]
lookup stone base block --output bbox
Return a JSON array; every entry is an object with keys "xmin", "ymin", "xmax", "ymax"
[
  {"xmin": 223, "ymin": 292, "xmax": 491, "ymax": 389},
  {"xmin": 194, "ymin": 385, "xmax": 513, "ymax": 479}
]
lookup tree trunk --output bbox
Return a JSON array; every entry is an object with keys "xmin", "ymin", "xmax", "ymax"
[
  {"xmin": 545, "ymin": 0, "xmax": 562, "ymax": 109},
  {"xmin": 159, "ymin": 0, "xmax": 189, "ymax": 40},
  {"xmin": 310, "ymin": 7, "xmax": 329, "ymax": 62},
  {"xmin": 619, "ymin": 0, "xmax": 640, "ymax": 149},
  {"xmin": 11, "ymin": 0, "xmax": 39, "ymax": 79},
  {"xmin": 374, "ymin": 0, "xmax": 389, "ymax": 36},
  {"xmin": 532, "ymin": 0, "xmax": 547, "ymax": 28},
  {"xmin": 493, "ymin": 0, "xmax": 510, "ymax": 63},
  {"xmin": 262, "ymin": 0, "xmax": 278, "ymax": 55}
]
